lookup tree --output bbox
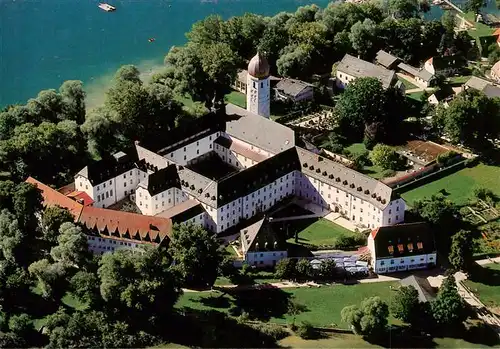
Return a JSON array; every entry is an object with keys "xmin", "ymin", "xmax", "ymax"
[
  {"xmin": 8, "ymin": 313, "xmax": 35, "ymax": 339},
  {"xmin": 59, "ymin": 80, "xmax": 86, "ymax": 124},
  {"xmin": 431, "ymin": 275, "xmax": 467, "ymax": 327},
  {"xmin": 318, "ymin": 259, "xmax": 336, "ymax": 280},
  {"xmin": 349, "ymin": 19, "xmax": 378, "ymax": 59},
  {"xmin": 388, "ymin": 0, "xmax": 419, "ymax": 19},
  {"xmin": 169, "ymin": 223, "xmax": 223, "ymax": 288},
  {"xmin": 390, "ymin": 285, "xmax": 421, "ymax": 325},
  {"xmin": 0, "ymin": 209, "xmax": 24, "ymax": 262},
  {"xmin": 275, "ymin": 258, "xmax": 297, "ymax": 280},
  {"xmin": 41, "ymin": 206, "xmax": 74, "ymax": 245},
  {"xmin": 287, "ymin": 298, "xmax": 307, "ymax": 327},
  {"xmin": 277, "ymin": 44, "xmax": 314, "ymax": 79},
  {"xmin": 449, "ymin": 230, "xmax": 474, "ymax": 270},
  {"xmin": 98, "ymin": 247, "xmax": 181, "ymax": 325},
  {"xmin": 69, "ymin": 271, "xmax": 100, "ymax": 307},
  {"xmin": 370, "ymin": 144, "xmax": 402, "ymax": 170},
  {"xmin": 465, "ymin": 0, "xmax": 486, "ymax": 15},
  {"xmin": 341, "ymin": 296, "xmax": 389, "ymax": 337},
  {"xmin": 50, "ymin": 222, "xmax": 90, "ymax": 268},
  {"xmin": 28, "ymin": 259, "xmax": 68, "ymax": 300},
  {"xmin": 295, "ymin": 258, "xmax": 313, "ymax": 281}
]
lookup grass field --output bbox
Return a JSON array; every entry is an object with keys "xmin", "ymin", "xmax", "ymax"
[
  {"xmin": 176, "ymin": 282, "xmax": 398, "ymax": 328},
  {"xmin": 286, "ymin": 218, "xmax": 354, "ymax": 246},
  {"xmin": 464, "ymin": 12, "xmax": 495, "ymax": 39},
  {"xmin": 407, "ymin": 91, "xmax": 424, "ymax": 101},
  {"xmin": 225, "ymin": 90, "xmax": 246, "ymax": 108},
  {"xmin": 398, "ymin": 76, "xmax": 418, "ymax": 90},
  {"xmin": 465, "ymin": 263, "xmax": 500, "ymax": 313},
  {"xmin": 448, "ymin": 75, "xmax": 472, "ymax": 85},
  {"xmin": 345, "ymin": 142, "xmax": 367, "ymax": 155},
  {"xmin": 343, "ymin": 143, "xmax": 387, "ymax": 179},
  {"xmin": 401, "ymin": 163, "xmax": 500, "ymax": 206}
]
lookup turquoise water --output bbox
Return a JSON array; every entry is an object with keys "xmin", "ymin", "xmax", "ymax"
[
  {"xmin": 0, "ymin": 0, "xmax": 333, "ymax": 107},
  {"xmin": 0, "ymin": 0, "xmax": 497, "ymax": 107}
]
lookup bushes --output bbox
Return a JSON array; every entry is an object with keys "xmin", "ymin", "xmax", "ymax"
[
  {"xmin": 295, "ymin": 321, "xmax": 317, "ymax": 339},
  {"xmin": 332, "ymin": 231, "xmax": 366, "ymax": 250},
  {"xmin": 436, "ymin": 150, "xmax": 459, "ymax": 166},
  {"xmin": 249, "ymin": 323, "xmax": 289, "ymax": 341}
]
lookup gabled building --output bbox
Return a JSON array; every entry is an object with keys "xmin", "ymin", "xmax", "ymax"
[
  {"xmin": 240, "ymin": 216, "xmax": 287, "ymax": 267},
  {"xmin": 462, "ymin": 76, "xmax": 500, "ymax": 98},
  {"xmin": 375, "ymin": 50, "xmax": 401, "ymax": 70},
  {"xmin": 26, "ymin": 177, "xmax": 172, "ymax": 255},
  {"xmin": 368, "ymin": 222, "xmax": 436, "ymax": 274},
  {"xmin": 336, "ymin": 54, "xmax": 398, "ymax": 90},
  {"xmin": 274, "ymin": 78, "xmax": 314, "ymax": 103}
]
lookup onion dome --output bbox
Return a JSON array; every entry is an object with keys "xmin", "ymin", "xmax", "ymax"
[{"xmin": 247, "ymin": 52, "xmax": 270, "ymax": 79}]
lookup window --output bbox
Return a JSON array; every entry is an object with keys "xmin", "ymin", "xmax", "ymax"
[
  {"xmin": 388, "ymin": 218, "xmax": 392, "ymax": 224},
  {"xmin": 184, "ymin": 155, "xmax": 187, "ymax": 160},
  {"xmin": 380, "ymin": 261, "xmax": 385, "ymax": 266},
  {"xmin": 146, "ymin": 204, "xmax": 148, "ymax": 209},
  {"xmin": 124, "ymin": 182, "xmax": 127, "ymax": 187},
  {"xmin": 97, "ymin": 185, "xmax": 100, "ymax": 190},
  {"xmin": 162, "ymin": 201, "xmax": 165, "ymax": 206},
  {"xmin": 130, "ymin": 179, "xmax": 132, "ymax": 184},
  {"xmin": 106, "ymin": 192, "xmax": 109, "ymax": 198},
  {"xmin": 396, "ymin": 206, "xmax": 399, "ymax": 211},
  {"xmin": 183, "ymin": 147, "xmax": 186, "ymax": 152},
  {"xmin": 109, "ymin": 180, "xmax": 112, "ymax": 185},
  {"xmin": 389, "ymin": 209, "xmax": 392, "ymax": 214},
  {"xmin": 123, "ymin": 174, "xmax": 126, "ymax": 179},
  {"xmin": 396, "ymin": 215, "xmax": 399, "ymax": 220},
  {"xmin": 140, "ymin": 201, "xmax": 142, "ymax": 206},
  {"xmin": 110, "ymin": 189, "xmax": 113, "ymax": 196}
]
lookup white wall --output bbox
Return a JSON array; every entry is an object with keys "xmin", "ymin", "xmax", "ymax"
[
  {"xmin": 336, "ymin": 71, "xmax": 356, "ymax": 89},
  {"xmin": 245, "ymin": 250, "xmax": 288, "ymax": 267},
  {"xmin": 86, "ymin": 235, "xmax": 143, "ymax": 255},
  {"xmin": 246, "ymin": 75, "xmax": 270, "ymax": 118},
  {"xmin": 374, "ymin": 253, "xmax": 437, "ymax": 274},
  {"xmin": 165, "ymin": 132, "xmax": 221, "ymax": 166},
  {"xmin": 136, "ymin": 186, "xmax": 188, "ymax": 216},
  {"xmin": 75, "ymin": 169, "xmax": 146, "ymax": 209}
]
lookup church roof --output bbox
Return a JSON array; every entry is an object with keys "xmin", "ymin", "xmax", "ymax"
[
  {"xmin": 248, "ymin": 53, "xmax": 270, "ymax": 79},
  {"xmin": 225, "ymin": 103, "xmax": 295, "ymax": 154}
]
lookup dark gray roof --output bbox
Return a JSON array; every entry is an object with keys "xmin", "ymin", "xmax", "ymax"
[
  {"xmin": 397, "ymin": 63, "xmax": 434, "ymax": 82},
  {"xmin": 465, "ymin": 76, "xmax": 490, "ymax": 91},
  {"xmin": 373, "ymin": 222, "xmax": 436, "ymax": 259},
  {"xmin": 275, "ymin": 78, "xmax": 313, "ymax": 97},
  {"xmin": 177, "ymin": 167, "xmax": 218, "ymax": 207},
  {"xmin": 76, "ymin": 148, "xmax": 141, "ymax": 185},
  {"xmin": 376, "ymin": 50, "xmax": 400, "ymax": 69},
  {"xmin": 482, "ymin": 84, "xmax": 500, "ymax": 99},
  {"xmin": 156, "ymin": 199, "xmax": 205, "ymax": 224},
  {"xmin": 399, "ymin": 275, "xmax": 436, "ymax": 303},
  {"xmin": 338, "ymin": 54, "xmax": 396, "ymax": 89},
  {"xmin": 240, "ymin": 216, "xmax": 286, "ymax": 252},
  {"xmin": 295, "ymin": 147, "xmax": 392, "ymax": 209},
  {"xmin": 225, "ymin": 103, "xmax": 295, "ymax": 154},
  {"xmin": 138, "ymin": 165, "xmax": 180, "ymax": 196}
]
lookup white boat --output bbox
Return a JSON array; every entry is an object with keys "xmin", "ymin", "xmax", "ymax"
[{"xmin": 98, "ymin": 3, "xmax": 116, "ymax": 11}]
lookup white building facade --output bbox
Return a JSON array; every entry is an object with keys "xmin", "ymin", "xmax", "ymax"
[{"xmin": 246, "ymin": 53, "xmax": 271, "ymax": 118}]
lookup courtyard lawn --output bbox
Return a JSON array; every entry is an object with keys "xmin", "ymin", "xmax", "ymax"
[
  {"xmin": 465, "ymin": 263, "xmax": 500, "ymax": 313},
  {"xmin": 401, "ymin": 163, "xmax": 500, "ymax": 206},
  {"xmin": 176, "ymin": 282, "xmax": 398, "ymax": 328},
  {"xmin": 407, "ymin": 91, "xmax": 424, "ymax": 101},
  {"xmin": 464, "ymin": 12, "xmax": 494, "ymax": 39},
  {"xmin": 448, "ymin": 75, "xmax": 471, "ymax": 85},
  {"xmin": 345, "ymin": 142, "xmax": 367, "ymax": 155},
  {"xmin": 399, "ymin": 76, "xmax": 418, "ymax": 90},
  {"xmin": 286, "ymin": 218, "xmax": 353, "ymax": 246},
  {"xmin": 225, "ymin": 90, "xmax": 246, "ymax": 108}
]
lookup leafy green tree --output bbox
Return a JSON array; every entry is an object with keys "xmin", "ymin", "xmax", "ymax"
[
  {"xmin": 295, "ymin": 258, "xmax": 313, "ymax": 280},
  {"xmin": 28, "ymin": 259, "xmax": 68, "ymax": 300},
  {"xmin": 98, "ymin": 247, "xmax": 181, "ymax": 325},
  {"xmin": 275, "ymin": 258, "xmax": 297, "ymax": 280},
  {"xmin": 114, "ymin": 64, "xmax": 142, "ymax": 84},
  {"xmin": 465, "ymin": 0, "xmax": 486, "ymax": 15},
  {"xmin": 431, "ymin": 275, "xmax": 467, "ymax": 327},
  {"xmin": 81, "ymin": 106, "xmax": 120, "ymax": 158},
  {"xmin": 449, "ymin": 230, "xmax": 474, "ymax": 270},
  {"xmin": 50, "ymin": 222, "xmax": 90, "ymax": 268},
  {"xmin": 341, "ymin": 296, "xmax": 389, "ymax": 337},
  {"xmin": 8, "ymin": 313, "xmax": 34, "ymax": 339},
  {"xmin": 349, "ymin": 19, "xmax": 379, "ymax": 59},
  {"xmin": 59, "ymin": 80, "xmax": 86, "ymax": 124},
  {"xmin": 318, "ymin": 259, "xmax": 336, "ymax": 280},
  {"xmin": 388, "ymin": 0, "xmax": 419, "ymax": 19},
  {"xmin": 0, "ymin": 209, "xmax": 24, "ymax": 262},
  {"xmin": 69, "ymin": 271, "xmax": 100, "ymax": 307},
  {"xmin": 277, "ymin": 44, "xmax": 314, "ymax": 79},
  {"xmin": 41, "ymin": 206, "xmax": 74, "ymax": 245},
  {"xmin": 370, "ymin": 144, "xmax": 402, "ymax": 170},
  {"xmin": 390, "ymin": 285, "xmax": 421, "ymax": 325},
  {"xmin": 169, "ymin": 223, "xmax": 223, "ymax": 288}
]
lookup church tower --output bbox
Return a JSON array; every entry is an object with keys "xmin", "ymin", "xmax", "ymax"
[{"xmin": 246, "ymin": 52, "xmax": 270, "ymax": 118}]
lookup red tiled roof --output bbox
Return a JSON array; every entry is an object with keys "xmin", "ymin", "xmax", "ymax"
[
  {"xmin": 26, "ymin": 177, "xmax": 172, "ymax": 244},
  {"xmin": 80, "ymin": 206, "xmax": 171, "ymax": 242},
  {"xmin": 27, "ymin": 177, "xmax": 84, "ymax": 220},
  {"xmin": 67, "ymin": 191, "xmax": 95, "ymax": 206},
  {"xmin": 371, "ymin": 227, "xmax": 380, "ymax": 239}
]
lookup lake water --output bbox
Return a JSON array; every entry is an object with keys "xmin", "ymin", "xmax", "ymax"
[{"xmin": 0, "ymin": 0, "xmax": 497, "ymax": 107}]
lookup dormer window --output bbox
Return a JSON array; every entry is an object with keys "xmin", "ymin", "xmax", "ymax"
[
  {"xmin": 388, "ymin": 245, "xmax": 394, "ymax": 254},
  {"xmin": 309, "ymin": 166, "xmax": 314, "ymax": 170},
  {"xmin": 417, "ymin": 242, "xmax": 423, "ymax": 250},
  {"xmin": 397, "ymin": 244, "xmax": 404, "ymax": 253},
  {"xmin": 365, "ymin": 190, "xmax": 370, "ymax": 194},
  {"xmin": 316, "ymin": 168, "xmax": 321, "ymax": 173},
  {"xmin": 407, "ymin": 243, "xmax": 414, "ymax": 252}
]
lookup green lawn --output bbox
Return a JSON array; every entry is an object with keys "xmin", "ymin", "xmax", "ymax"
[
  {"xmin": 448, "ymin": 75, "xmax": 472, "ymax": 85},
  {"xmin": 464, "ymin": 12, "xmax": 495, "ymax": 39},
  {"xmin": 343, "ymin": 143, "xmax": 387, "ymax": 179},
  {"xmin": 177, "ymin": 282, "xmax": 398, "ymax": 328},
  {"xmin": 408, "ymin": 91, "xmax": 424, "ymax": 101},
  {"xmin": 401, "ymin": 163, "xmax": 500, "ymax": 206},
  {"xmin": 225, "ymin": 90, "xmax": 246, "ymax": 108},
  {"xmin": 345, "ymin": 142, "xmax": 367, "ymax": 155},
  {"xmin": 279, "ymin": 333, "xmax": 497, "ymax": 348},
  {"xmin": 398, "ymin": 76, "xmax": 418, "ymax": 90},
  {"xmin": 286, "ymin": 218, "xmax": 354, "ymax": 246},
  {"xmin": 465, "ymin": 263, "xmax": 500, "ymax": 312}
]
